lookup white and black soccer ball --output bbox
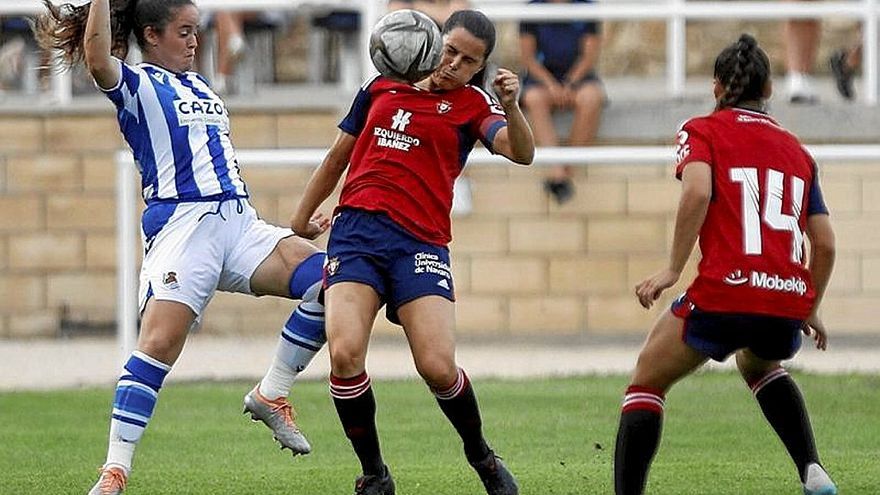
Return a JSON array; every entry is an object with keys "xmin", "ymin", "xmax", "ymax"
[{"xmin": 369, "ymin": 9, "xmax": 443, "ymax": 83}]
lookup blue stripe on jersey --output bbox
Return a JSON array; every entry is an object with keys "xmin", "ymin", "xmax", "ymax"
[
  {"xmin": 145, "ymin": 67, "xmax": 201, "ymax": 198},
  {"xmin": 113, "ymin": 65, "xmax": 161, "ymax": 199},
  {"xmin": 808, "ymin": 162, "xmax": 829, "ymax": 215},
  {"xmin": 339, "ymin": 76, "xmax": 379, "ymax": 136},
  {"xmin": 457, "ymin": 125, "xmax": 478, "ymax": 169},
  {"xmin": 177, "ymin": 74, "xmax": 234, "ymax": 194},
  {"xmin": 483, "ymin": 120, "xmax": 507, "ymax": 149},
  {"xmin": 141, "ymin": 202, "xmax": 178, "ymax": 249}
]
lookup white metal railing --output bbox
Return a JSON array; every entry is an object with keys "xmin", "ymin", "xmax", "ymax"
[
  {"xmin": 114, "ymin": 144, "xmax": 880, "ymax": 361},
  {"xmin": 473, "ymin": 0, "xmax": 880, "ymax": 105},
  {"xmin": 2, "ymin": 1, "xmax": 879, "ymax": 104}
]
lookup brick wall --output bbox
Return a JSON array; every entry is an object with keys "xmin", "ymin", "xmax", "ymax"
[{"xmin": 1, "ymin": 111, "xmax": 877, "ymax": 338}]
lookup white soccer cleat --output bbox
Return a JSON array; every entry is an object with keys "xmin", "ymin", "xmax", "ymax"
[
  {"xmin": 87, "ymin": 466, "xmax": 127, "ymax": 495},
  {"xmin": 803, "ymin": 463, "xmax": 837, "ymax": 495},
  {"xmin": 243, "ymin": 386, "xmax": 312, "ymax": 456}
]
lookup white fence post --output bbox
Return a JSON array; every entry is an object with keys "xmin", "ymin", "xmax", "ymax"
[
  {"xmin": 668, "ymin": 0, "xmax": 687, "ymax": 99},
  {"xmin": 360, "ymin": 1, "xmax": 384, "ymax": 88},
  {"xmin": 115, "ymin": 151, "xmax": 139, "ymax": 364},
  {"xmin": 865, "ymin": 0, "xmax": 879, "ymax": 105}
]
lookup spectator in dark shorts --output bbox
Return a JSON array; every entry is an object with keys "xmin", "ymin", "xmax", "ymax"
[{"xmin": 519, "ymin": 0, "xmax": 604, "ymax": 204}]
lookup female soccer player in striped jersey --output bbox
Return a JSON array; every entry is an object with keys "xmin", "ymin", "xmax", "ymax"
[
  {"xmin": 292, "ymin": 10, "xmax": 533, "ymax": 495},
  {"xmin": 36, "ymin": 1, "xmax": 329, "ymax": 493},
  {"xmin": 613, "ymin": 34, "xmax": 837, "ymax": 495}
]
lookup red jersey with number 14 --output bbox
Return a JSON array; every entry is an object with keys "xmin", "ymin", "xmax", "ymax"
[
  {"xmin": 337, "ymin": 76, "xmax": 508, "ymax": 246},
  {"xmin": 675, "ymin": 107, "xmax": 828, "ymax": 320}
]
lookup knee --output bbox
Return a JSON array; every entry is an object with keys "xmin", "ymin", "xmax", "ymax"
[
  {"xmin": 574, "ymin": 84, "xmax": 604, "ymax": 110},
  {"xmin": 522, "ymin": 87, "xmax": 551, "ymax": 111},
  {"xmin": 280, "ymin": 237, "xmax": 322, "ymax": 274},
  {"xmin": 630, "ymin": 351, "xmax": 668, "ymax": 392},
  {"xmin": 137, "ymin": 328, "xmax": 185, "ymax": 364},
  {"xmin": 329, "ymin": 339, "xmax": 366, "ymax": 377},
  {"xmin": 735, "ymin": 354, "xmax": 780, "ymax": 385},
  {"xmin": 415, "ymin": 355, "xmax": 457, "ymax": 389}
]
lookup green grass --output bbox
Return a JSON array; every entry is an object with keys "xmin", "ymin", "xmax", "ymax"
[{"xmin": 1, "ymin": 373, "xmax": 878, "ymax": 494}]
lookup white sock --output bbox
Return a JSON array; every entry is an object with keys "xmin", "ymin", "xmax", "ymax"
[
  {"xmin": 104, "ymin": 440, "xmax": 135, "ymax": 475},
  {"xmin": 258, "ymin": 301, "xmax": 325, "ymax": 399}
]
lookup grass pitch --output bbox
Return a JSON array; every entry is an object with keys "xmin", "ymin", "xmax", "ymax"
[{"xmin": 2, "ymin": 373, "xmax": 878, "ymax": 494}]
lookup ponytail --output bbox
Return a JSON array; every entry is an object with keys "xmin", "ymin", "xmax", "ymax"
[
  {"xmin": 34, "ymin": 0, "xmax": 191, "ymax": 70},
  {"xmin": 713, "ymin": 33, "xmax": 771, "ymax": 109}
]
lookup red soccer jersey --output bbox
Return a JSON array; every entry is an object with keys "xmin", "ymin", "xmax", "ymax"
[
  {"xmin": 675, "ymin": 107, "xmax": 828, "ymax": 320},
  {"xmin": 337, "ymin": 76, "xmax": 507, "ymax": 245}
]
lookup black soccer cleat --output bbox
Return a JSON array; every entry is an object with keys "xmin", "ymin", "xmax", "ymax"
[
  {"xmin": 829, "ymin": 49, "xmax": 855, "ymax": 101},
  {"xmin": 354, "ymin": 465, "xmax": 395, "ymax": 495},
  {"xmin": 469, "ymin": 451, "xmax": 519, "ymax": 495}
]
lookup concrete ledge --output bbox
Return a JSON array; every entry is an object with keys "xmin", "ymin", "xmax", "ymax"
[
  {"xmin": 585, "ymin": 99, "xmax": 880, "ymax": 144},
  {"xmin": 2, "ymin": 77, "xmax": 877, "ymax": 144},
  {"xmin": 2, "ymin": 335, "xmax": 878, "ymax": 391}
]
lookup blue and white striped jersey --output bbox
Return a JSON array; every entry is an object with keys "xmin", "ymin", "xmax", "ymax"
[{"xmin": 102, "ymin": 58, "xmax": 248, "ymax": 203}]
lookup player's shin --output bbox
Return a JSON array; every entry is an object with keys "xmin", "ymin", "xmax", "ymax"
[
  {"xmin": 258, "ymin": 252, "xmax": 326, "ymax": 400},
  {"xmin": 433, "ymin": 367, "xmax": 491, "ymax": 463},
  {"xmin": 748, "ymin": 368, "xmax": 821, "ymax": 481},
  {"xmin": 614, "ymin": 385, "xmax": 666, "ymax": 495},
  {"xmin": 105, "ymin": 351, "xmax": 171, "ymax": 474},
  {"xmin": 330, "ymin": 372, "xmax": 386, "ymax": 476}
]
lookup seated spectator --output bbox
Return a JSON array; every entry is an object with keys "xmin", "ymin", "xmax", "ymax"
[
  {"xmin": 0, "ymin": 17, "xmax": 28, "ymax": 93},
  {"xmin": 783, "ymin": 1, "xmax": 821, "ymax": 103},
  {"xmin": 211, "ymin": 11, "xmax": 285, "ymax": 94},
  {"xmin": 519, "ymin": 0, "xmax": 604, "ymax": 204}
]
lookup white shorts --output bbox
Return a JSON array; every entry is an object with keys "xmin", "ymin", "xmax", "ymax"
[{"xmin": 138, "ymin": 198, "xmax": 293, "ymax": 317}]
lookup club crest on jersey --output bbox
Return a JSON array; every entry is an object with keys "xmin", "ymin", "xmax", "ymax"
[
  {"xmin": 162, "ymin": 271, "xmax": 180, "ymax": 290},
  {"xmin": 326, "ymin": 257, "xmax": 340, "ymax": 276},
  {"xmin": 437, "ymin": 100, "xmax": 452, "ymax": 114}
]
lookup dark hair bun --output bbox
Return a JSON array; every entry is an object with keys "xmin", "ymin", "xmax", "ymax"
[{"xmin": 736, "ymin": 34, "xmax": 757, "ymax": 52}]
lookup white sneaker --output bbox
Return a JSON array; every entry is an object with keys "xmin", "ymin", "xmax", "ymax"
[
  {"xmin": 803, "ymin": 463, "xmax": 837, "ymax": 495},
  {"xmin": 787, "ymin": 72, "xmax": 818, "ymax": 104}
]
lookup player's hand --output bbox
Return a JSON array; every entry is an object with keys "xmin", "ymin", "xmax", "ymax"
[
  {"xmin": 492, "ymin": 68, "xmax": 521, "ymax": 107},
  {"xmin": 802, "ymin": 313, "xmax": 829, "ymax": 351},
  {"xmin": 635, "ymin": 268, "xmax": 680, "ymax": 309},
  {"xmin": 292, "ymin": 212, "xmax": 330, "ymax": 240}
]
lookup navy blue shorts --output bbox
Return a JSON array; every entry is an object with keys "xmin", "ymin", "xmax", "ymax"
[
  {"xmin": 325, "ymin": 208, "xmax": 455, "ymax": 325},
  {"xmin": 522, "ymin": 71, "xmax": 602, "ymax": 90},
  {"xmin": 671, "ymin": 294, "xmax": 803, "ymax": 362}
]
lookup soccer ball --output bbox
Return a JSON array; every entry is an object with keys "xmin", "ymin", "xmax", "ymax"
[{"xmin": 369, "ymin": 9, "xmax": 443, "ymax": 83}]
